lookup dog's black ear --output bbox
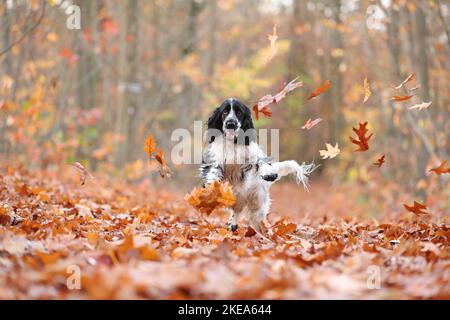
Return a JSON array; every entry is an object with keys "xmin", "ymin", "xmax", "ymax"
[
  {"xmin": 206, "ymin": 106, "xmax": 223, "ymax": 143},
  {"xmin": 239, "ymin": 105, "xmax": 256, "ymax": 145}
]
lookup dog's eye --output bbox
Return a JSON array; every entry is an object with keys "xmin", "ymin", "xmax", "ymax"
[
  {"xmin": 223, "ymin": 110, "xmax": 229, "ymax": 115},
  {"xmin": 236, "ymin": 110, "xmax": 242, "ymax": 116}
]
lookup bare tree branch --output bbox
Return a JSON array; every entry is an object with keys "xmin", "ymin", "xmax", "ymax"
[{"xmin": 0, "ymin": 3, "xmax": 46, "ymax": 57}]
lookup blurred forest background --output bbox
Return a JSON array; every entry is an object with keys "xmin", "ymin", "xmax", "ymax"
[{"xmin": 0, "ymin": 0, "xmax": 448, "ymax": 197}]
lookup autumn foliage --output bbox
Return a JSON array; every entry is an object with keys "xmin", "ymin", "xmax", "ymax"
[{"xmin": 0, "ymin": 166, "xmax": 448, "ymax": 299}]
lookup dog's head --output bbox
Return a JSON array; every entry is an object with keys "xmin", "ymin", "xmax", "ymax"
[{"xmin": 206, "ymin": 98, "xmax": 255, "ymax": 145}]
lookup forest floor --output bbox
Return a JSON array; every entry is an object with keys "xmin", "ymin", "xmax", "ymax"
[{"xmin": 0, "ymin": 165, "xmax": 449, "ymax": 299}]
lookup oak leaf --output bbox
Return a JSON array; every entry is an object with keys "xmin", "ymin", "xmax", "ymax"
[
  {"xmin": 403, "ymin": 201, "xmax": 429, "ymax": 216},
  {"xmin": 349, "ymin": 122, "xmax": 373, "ymax": 151}
]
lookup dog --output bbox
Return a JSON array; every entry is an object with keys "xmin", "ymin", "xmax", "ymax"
[{"xmin": 200, "ymin": 98, "xmax": 316, "ymax": 234}]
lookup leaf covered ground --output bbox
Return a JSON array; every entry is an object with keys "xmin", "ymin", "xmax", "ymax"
[{"xmin": 0, "ymin": 166, "xmax": 449, "ymax": 299}]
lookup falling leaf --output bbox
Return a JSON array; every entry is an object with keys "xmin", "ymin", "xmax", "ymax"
[
  {"xmin": 408, "ymin": 84, "xmax": 421, "ymax": 92},
  {"xmin": 185, "ymin": 181, "xmax": 236, "ymax": 215},
  {"xmin": 301, "ymin": 118, "xmax": 323, "ymax": 130},
  {"xmin": 319, "ymin": 142, "xmax": 340, "ymax": 159},
  {"xmin": 429, "ymin": 160, "xmax": 450, "ymax": 175},
  {"xmin": 252, "ymin": 77, "xmax": 303, "ymax": 120},
  {"xmin": 71, "ymin": 162, "xmax": 92, "ymax": 186},
  {"xmin": 403, "ymin": 201, "xmax": 429, "ymax": 216},
  {"xmin": 154, "ymin": 149, "xmax": 172, "ymax": 178},
  {"xmin": 373, "ymin": 155, "xmax": 385, "ymax": 168},
  {"xmin": 349, "ymin": 122, "xmax": 373, "ymax": 151},
  {"xmin": 307, "ymin": 80, "xmax": 332, "ymax": 100},
  {"xmin": 144, "ymin": 135, "xmax": 171, "ymax": 178},
  {"xmin": 408, "ymin": 101, "xmax": 432, "ymax": 111},
  {"xmin": 392, "ymin": 73, "xmax": 415, "ymax": 90},
  {"xmin": 391, "ymin": 95, "xmax": 414, "ymax": 102},
  {"xmin": 266, "ymin": 25, "xmax": 278, "ymax": 63},
  {"xmin": 144, "ymin": 135, "xmax": 156, "ymax": 160},
  {"xmin": 363, "ymin": 77, "xmax": 371, "ymax": 103}
]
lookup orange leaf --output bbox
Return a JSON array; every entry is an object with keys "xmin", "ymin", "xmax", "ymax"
[
  {"xmin": 185, "ymin": 181, "xmax": 236, "ymax": 215},
  {"xmin": 349, "ymin": 121, "xmax": 373, "ymax": 151},
  {"xmin": 144, "ymin": 135, "xmax": 156, "ymax": 159},
  {"xmin": 403, "ymin": 201, "xmax": 429, "ymax": 216},
  {"xmin": 154, "ymin": 149, "xmax": 172, "ymax": 178},
  {"xmin": 391, "ymin": 95, "xmax": 413, "ymax": 102},
  {"xmin": 429, "ymin": 160, "xmax": 450, "ymax": 175},
  {"xmin": 307, "ymin": 80, "xmax": 332, "ymax": 100}
]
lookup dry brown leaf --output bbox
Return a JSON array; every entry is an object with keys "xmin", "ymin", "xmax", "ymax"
[
  {"xmin": 252, "ymin": 77, "xmax": 303, "ymax": 120},
  {"xmin": 185, "ymin": 181, "xmax": 236, "ymax": 215},
  {"xmin": 392, "ymin": 73, "xmax": 415, "ymax": 90}
]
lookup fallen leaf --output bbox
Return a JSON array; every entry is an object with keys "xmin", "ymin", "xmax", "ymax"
[
  {"xmin": 349, "ymin": 122, "xmax": 373, "ymax": 151},
  {"xmin": 301, "ymin": 118, "xmax": 323, "ymax": 130},
  {"xmin": 319, "ymin": 142, "xmax": 340, "ymax": 159},
  {"xmin": 307, "ymin": 80, "xmax": 332, "ymax": 100},
  {"xmin": 408, "ymin": 101, "xmax": 432, "ymax": 111},
  {"xmin": 363, "ymin": 77, "xmax": 371, "ymax": 103}
]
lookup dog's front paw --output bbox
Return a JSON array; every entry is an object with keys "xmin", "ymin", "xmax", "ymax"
[{"xmin": 262, "ymin": 173, "xmax": 278, "ymax": 182}]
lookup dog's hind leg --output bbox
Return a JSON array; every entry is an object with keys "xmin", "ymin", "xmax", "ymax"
[{"xmin": 248, "ymin": 193, "xmax": 270, "ymax": 236}]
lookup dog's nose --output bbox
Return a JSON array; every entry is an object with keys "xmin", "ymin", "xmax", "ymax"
[{"xmin": 225, "ymin": 120, "xmax": 238, "ymax": 129}]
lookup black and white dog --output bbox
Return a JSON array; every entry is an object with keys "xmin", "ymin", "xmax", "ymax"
[{"xmin": 200, "ymin": 98, "xmax": 315, "ymax": 234}]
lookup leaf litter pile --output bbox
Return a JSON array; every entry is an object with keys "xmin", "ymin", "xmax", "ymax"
[{"xmin": 0, "ymin": 165, "xmax": 448, "ymax": 299}]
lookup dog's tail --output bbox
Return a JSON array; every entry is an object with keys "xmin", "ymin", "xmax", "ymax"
[{"xmin": 271, "ymin": 160, "xmax": 317, "ymax": 190}]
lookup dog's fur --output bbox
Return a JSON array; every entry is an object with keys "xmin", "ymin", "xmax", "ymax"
[{"xmin": 200, "ymin": 98, "xmax": 316, "ymax": 233}]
